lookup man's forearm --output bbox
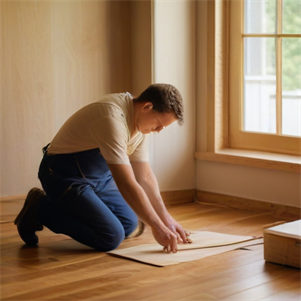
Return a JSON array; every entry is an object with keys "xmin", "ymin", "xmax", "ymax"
[
  {"xmin": 137, "ymin": 174, "xmax": 173, "ymax": 225},
  {"xmin": 117, "ymin": 179, "xmax": 166, "ymax": 229},
  {"xmin": 130, "ymin": 161, "xmax": 172, "ymax": 224}
]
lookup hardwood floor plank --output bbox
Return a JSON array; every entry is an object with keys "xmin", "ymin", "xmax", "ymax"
[
  {"xmin": 220, "ymin": 269, "xmax": 301, "ymax": 300},
  {"xmin": 260, "ymin": 288, "xmax": 301, "ymax": 301},
  {"xmin": 54, "ymin": 247, "xmax": 266, "ymax": 300}
]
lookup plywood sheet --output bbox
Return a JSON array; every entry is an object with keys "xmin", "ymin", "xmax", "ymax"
[{"xmin": 108, "ymin": 231, "xmax": 263, "ymax": 267}]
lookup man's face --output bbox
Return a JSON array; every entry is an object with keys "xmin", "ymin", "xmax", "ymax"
[{"xmin": 136, "ymin": 103, "xmax": 177, "ymax": 134}]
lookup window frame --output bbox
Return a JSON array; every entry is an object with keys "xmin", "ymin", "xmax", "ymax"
[
  {"xmin": 194, "ymin": 0, "xmax": 301, "ymax": 173},
  {"xmin": 229, "ymin": 0, "xmax": 301, "ymax": 156}
]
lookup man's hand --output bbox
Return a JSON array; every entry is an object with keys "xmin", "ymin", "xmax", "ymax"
[
  {"xmin": 164, "ymin": 216, "xmax": 192, "ymax": 244},
  {"xmin": 151, "ymin": 225, "xmax": 178, "ymax": 253}
]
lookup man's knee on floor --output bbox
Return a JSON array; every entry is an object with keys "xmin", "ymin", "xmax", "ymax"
[
  {"xmin": 94, "ymin": 225, "xmax": 125, "ymax": 252},
  {"xmin": 124, "ymin": 217, "xmax": 139, "ymax": 237}
]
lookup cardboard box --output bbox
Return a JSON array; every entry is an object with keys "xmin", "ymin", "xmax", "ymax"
[{"xmin": 264, "ymin": 220, "xmax": 301, "ymax": 269}]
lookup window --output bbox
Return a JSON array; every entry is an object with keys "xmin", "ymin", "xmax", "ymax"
[{"xmin": 230, "ymin": 0, "xmax": 301, "ymax": 155}]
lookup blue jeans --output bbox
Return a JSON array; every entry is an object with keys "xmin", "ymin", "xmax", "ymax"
[{"xmin": 37, "ymin": 147, "xmax": 138, "ymax": 251}]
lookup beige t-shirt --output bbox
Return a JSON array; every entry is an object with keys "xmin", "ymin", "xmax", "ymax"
[{"xmin": 47, "ymin": 93, "xmax": 148, "ymax": 165}]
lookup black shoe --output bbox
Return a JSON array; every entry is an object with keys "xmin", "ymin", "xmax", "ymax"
[
  {"xmin": 126, "ymin": 220, "xmax": 145, "ymax": 239},
  {"xmin": 14, "ymin": 188, "xmax": 45, "ymax": 245}
]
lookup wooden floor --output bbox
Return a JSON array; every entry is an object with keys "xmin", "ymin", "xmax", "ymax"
[{"xmin": 1, "ymin": 202, "xmax": 300, "ymax": 301}]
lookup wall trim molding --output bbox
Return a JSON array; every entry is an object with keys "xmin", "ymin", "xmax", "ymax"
[
  {"xmin": 0, "ymin": 194, "xmax": 27, "ymax": 202},
  {"xmin": 160, "ymin": 189, "xmax": 196, "ymax": 206},
  {"xmin": 196, "ymin": 190, "xmax": 301, "ymax": 220},
  {"xmin": 0, "ymin": 194, "xmax": 27, "ymax": 223},
  {"xmin": 1, "ymin": 189, "xmax": 300, "ymax": 222}
]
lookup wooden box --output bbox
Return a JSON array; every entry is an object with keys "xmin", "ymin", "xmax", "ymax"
[{"xmin": 264, "ymin": 220, "xmax": 301, "ymax": 269}]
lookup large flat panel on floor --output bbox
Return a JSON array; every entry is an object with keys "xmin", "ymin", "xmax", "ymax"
[{"xmin": 108, "ymin": 231, "xmax": 262, "ymax": 266}]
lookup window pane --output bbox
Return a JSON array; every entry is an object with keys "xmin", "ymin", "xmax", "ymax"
[
  {"xmin": 244, "ymin": 0, "xmax": 277, "ymax": 34},
  {"xmin": 282, "ymin": 38, "xmax": 301, "ymax": 137},
  {"xmin": 283, "ymin": 0, "xmax": 301, "ymax": 34},
  {"xmin": 244, "ymin": 38, "xmax": 276, "ymax": 133}
]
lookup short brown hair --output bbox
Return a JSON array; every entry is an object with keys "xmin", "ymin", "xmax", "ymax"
[{"xmin": 134, "ymin": 84, "xmax": 184, "ymax": 125}]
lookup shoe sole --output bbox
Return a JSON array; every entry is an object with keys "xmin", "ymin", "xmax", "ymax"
[{"xmin": 126, "ymin": 221, "xmax": 145, "ymax": 239}]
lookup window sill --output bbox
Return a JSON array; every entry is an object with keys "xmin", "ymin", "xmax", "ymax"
[{"xmin": 195, "ymin": 149, "xmax": 301, "ymax": 173}]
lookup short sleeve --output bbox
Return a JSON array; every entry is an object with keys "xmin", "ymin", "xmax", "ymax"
[
  {"xmin": 89, "ymin": 115, "xmax": 131, "ymax": 165},
  {"xmin": 129, "ymin": 135, "xmax": 149, "ymax": 162}
]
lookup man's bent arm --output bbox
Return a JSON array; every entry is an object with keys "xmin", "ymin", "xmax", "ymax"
[
  {"xmin": 108, "ymin": 163, "xmax": 178, "ymax": 252},
  {"xmin": 130, "ymin": 161, "xmax": 189, "ymax": 244}
]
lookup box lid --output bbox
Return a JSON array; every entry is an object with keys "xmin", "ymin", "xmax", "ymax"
[{"xmin": 264, "ymin": 220, "xmax": 301, "ymax": 240}]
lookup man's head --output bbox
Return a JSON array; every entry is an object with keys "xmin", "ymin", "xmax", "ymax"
[{"xmin": 134, "ymin": 84, "xmax": 184, "ymax": 126}]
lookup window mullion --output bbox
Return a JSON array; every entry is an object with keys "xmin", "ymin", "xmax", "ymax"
[
  {"xmin": 276, "ymin": 0, "xmax": 283, "ymax": 135},
  {"xmin": 276, "ymin": 38, "xmax": 282, "ymax": 135}
]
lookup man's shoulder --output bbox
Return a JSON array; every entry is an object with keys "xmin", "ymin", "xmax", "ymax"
[{"xmin": 97, "ymin": 92, "xmax": 132, "ymax": 104}]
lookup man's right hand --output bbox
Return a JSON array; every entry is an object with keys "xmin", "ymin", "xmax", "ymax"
[{"xmin": 151, "ymin": 225, "xmax": 178, "ymax": 253}]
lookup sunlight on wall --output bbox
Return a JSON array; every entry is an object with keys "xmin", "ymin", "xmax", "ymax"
[{"xmin": 152, "ymin": 0, "xmax": 196, "ymax": 191}]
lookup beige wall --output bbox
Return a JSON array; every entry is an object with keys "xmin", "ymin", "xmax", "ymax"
[
  {"xmin": 0, "ymin": 0, "xmax": 196, "ymax": 197},
  {"xmin": 151, "ymin": 0, "xmax": 196, "ymax": 191},
  {"xmin": 196, "ymin": 1, "xmax": 301, "ymax": 208},
  {"xmin": 1, "ymin": 1, "xmax": 132, "ymax": 196},
  {"xmin": 130, "ymin": 1, "xmax": 152, "ymax": 97}
]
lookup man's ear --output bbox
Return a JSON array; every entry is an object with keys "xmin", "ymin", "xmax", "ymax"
[{"xmin": 142, "ymin": 102, "xmax": 153, "ymax": 112}]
